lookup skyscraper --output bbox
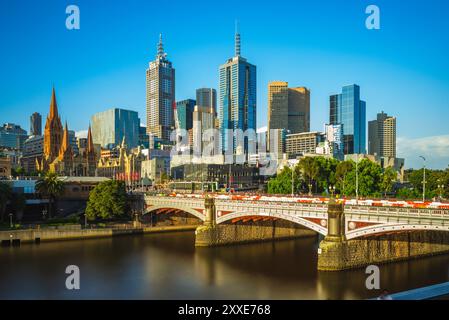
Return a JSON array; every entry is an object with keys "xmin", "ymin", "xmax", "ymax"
[
  {"xmin": 91, "ymin": 108, "xmax": 140, "ymax": 149},
  {"xmin": 267, "ymin": 82, "xmax": 310, "ymax": 152},
  {"xmin": 329, "ymin": 84, "xmax": 366, "ymax": 154},
  {"xmin": 146, "ymin": 34, "xmax": 176, "ymax": 141},
  {"xmin": 368, "ymin": 111, "xmax": 396, "ymax": 158},
  {"xmin": 196, "ymin": 88, "xmax": 217, "ymax": 115},
  {"xmin": 219, "ymin": 25, "xmax": 256, "ymax": 154},
  {"xmin": 30, "ymin": 112, "xmax": 42, "ymax": 136},
  {"xmin": 175, "ymin": 99, "xmax": 196, "ymax": 131}
]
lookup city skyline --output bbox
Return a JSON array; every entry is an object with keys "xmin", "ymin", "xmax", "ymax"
[{"xmin": 1, "ymin": 0, "xmax": 449, "ymax": 169}]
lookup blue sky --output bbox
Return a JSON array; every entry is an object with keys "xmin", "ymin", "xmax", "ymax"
[{"xmin": 1, "ymin": 0, "xmax": 449, "ymax": 169}]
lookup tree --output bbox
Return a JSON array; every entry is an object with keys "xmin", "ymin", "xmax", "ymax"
[
  {"xmin": 85, "ymin": 180, "xmax": 127, "ymax": 220},
  {"xmin": 298, "ymin": 157, "xmax": 319, "ymax": 195},
  {"xmin": 335, "ymin": 161, "xmax": 353, "ymax": 195},
  {"xmin": 0, "ymin": 182, "xmax": 12, "ymax": 223},
  {"xmin": 267, "ymin": 167, "xmax": 294, "ymax": 195},
  {"xmin": 381, "ymin": 167, "xmax": 397, "ymax": 198},
  {"xmin": 35, "ymin": 172, "xmax": 65, "ymax": 219}
]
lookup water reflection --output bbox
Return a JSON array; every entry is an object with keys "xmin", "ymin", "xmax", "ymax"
[{"xmin": 1, "ymin": 232, "xmax": 449, "ymax": 299}]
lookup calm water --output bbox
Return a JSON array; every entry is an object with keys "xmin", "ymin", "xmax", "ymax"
[{"xmin": 1, "ymin": 232, "xmax": 449, "ymax": 300}]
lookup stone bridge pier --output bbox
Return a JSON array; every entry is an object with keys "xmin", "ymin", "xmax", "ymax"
[{"xmin": 318, "ymin": 200, "xmax": 449, "ymax": 271}]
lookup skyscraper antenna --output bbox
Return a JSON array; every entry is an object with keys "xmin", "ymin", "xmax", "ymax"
[
  {"xmin": 235, "ymin": 20, "xmax": 241, "ymax": 57},
  {"xmin": 157, "ymin": 33, "xmax": 164, "ymax": 58}
]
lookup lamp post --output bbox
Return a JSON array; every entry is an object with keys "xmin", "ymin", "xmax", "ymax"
[
  {"xmin": 420, "ymin": 156, "xmax": 426, "ymax": 202},
  {"xmin": 291, "ymin": 166, "xmax": 295, "ymax": 197},
  {"xmin": 438, "ymin": 182, "xmax": 445, "ymax": 201},
  {"xmin": 9, "ymin": 213, "xmax": 13, "ymax": 229},
  {"xmin": 329, "ymin": 185, "xmax": 336, "ymax": 198}
]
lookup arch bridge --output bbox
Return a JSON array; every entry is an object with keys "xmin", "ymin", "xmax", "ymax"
[{"xmin": 144, "ymin": 195, "xmax": 449, "ymax": 240}]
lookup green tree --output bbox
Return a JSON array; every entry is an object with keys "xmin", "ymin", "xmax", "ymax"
[
  {"xmin": 343, "ymin": 159, "xmax": 382, "ymax": 197},
  {"xmin": 0, "ymin": 182, "xmax": 13, "ymax": 223},
  {"xmin": 381, "ymin": 167, "xmax": 397, "ymax": 198},
  {"xmin": 335, "ymin": 161, "xmax": 353, "ymax": 195},
  {"xmin": 85, "ymin": 180, "xmax": 127, "ymax": 220},
  {"xmin": 35, "ymin": 172, "xmax": 65, "ymax": 219},
  {"xmin": 299, "ymin": 157, "xmax": 319, "ymax": 195},
  {"xmin": 267, "ymin": 167, "xmax": 294, "ymax": 195}
]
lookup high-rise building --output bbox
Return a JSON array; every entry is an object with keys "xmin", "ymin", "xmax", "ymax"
[
  {"xmin": 196, "ymin": 88, "xmax": 217, "ymax": 115},
  {"xmin": 0, "ymin": 123, "xmax": 28, "ymax": 150},
  {"xmin": 368, "ymin": 111, "xmax": 396, "ymax": 158},
  {"xmin": 30, "ymin": 112, "xmax": 42, "ymax": 136},
  {"xmin": 267, "ymin": 82, "xmax": 310, "ymax": 151},
  {"xmin": 91, "ymin": 108, "xmax": 140, "ymax": 149},
  {"xmin": 219, "ymin": 26, "xmax": 256, "ymax": 154},
  {"xmin": 329, "ymin": 84, "xmax": 366, "ymax": 154},
  {"xmin": 193, "ymin": 105, "xmax": 217, "ymax": 157},
  {"xmin": 175, "ymin": 99, "xmax": 195, "ymax": 131},
  {"xmin": 146, "ymin": 34, "xmax": 175, "ymax": 141},
  {"xmin": 138, "ymin": 126, "xmax": 149, "ymax": 149},
  {"xmin": 288, "ymin": 87, "xmax": 310, "ymax": 134},
  {"xmin": 68, "ymin": 130, "xmax": 79, "ymax": 155}
]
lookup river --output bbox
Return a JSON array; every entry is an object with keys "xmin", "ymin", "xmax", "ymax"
[{"xmin": 1, "ymin": 231, "xmax": 449, "ymax": 299}]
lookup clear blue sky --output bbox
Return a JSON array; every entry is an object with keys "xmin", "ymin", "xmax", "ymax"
[{"xmin": 1, "ymin": 0, "xmax": 448, "ymax": 169}]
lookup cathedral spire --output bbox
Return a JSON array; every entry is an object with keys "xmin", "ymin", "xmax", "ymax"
[
  {"xmin": 60, "ymin": 121, "xmax": 70, "ymax": 155},
  {"xmin": 87, "ymin": 124, "xmax": 94, "ymax": 153},
  {"xmin": 49, "ymin": 87, "xmax": 59, "ymax": 119}
]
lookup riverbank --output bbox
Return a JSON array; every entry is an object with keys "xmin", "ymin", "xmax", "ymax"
[{"xmin": 0, "ymin": 224, "xmax": 199, "ymax": 246}]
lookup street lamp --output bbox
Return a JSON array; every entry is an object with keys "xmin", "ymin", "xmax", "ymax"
[
  {"xmin": 9, "ymin": 213, "xmax": 13, "ymax": 229},
  {"xmin": 291, "ymin": 166, "xmax": 295, "ymax": 197},
  {"xmin": 329, "ymin": 185, "xmax": 336, "ymax": 198},
  {"xmin": 438, "ymin": 183, "xmax": 445, "ymax": 200},
  {"xmin": 419, "ymin": 156, "xmax": 426, "ymax": 202}
]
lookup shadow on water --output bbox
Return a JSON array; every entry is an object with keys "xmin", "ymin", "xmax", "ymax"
[{"xmin": 1, "ymin": 231, "xmax": 449, "ymax": 299}]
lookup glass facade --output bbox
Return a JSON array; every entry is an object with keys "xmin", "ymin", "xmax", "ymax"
[
  {"xmin": 175, "ymin": 99, "xmax": 195, "ymax": 131},
  {"xmin": 219, "ymin": 57, "xmax": 257, "ymax": 153},
  {"xmin": 329, "ymin": 84, "xmax": 366, "ymax": 154},
  {"xmin": 196, "ymin": 88, "xmax": 217, "ymax": 115},
  {"xmin": 91, "ymin": 108, "xmax": 140, "ymax": 149},
  {"xmin": 0, "ymin": 123, "xmax": 28, "ymax": 150}
]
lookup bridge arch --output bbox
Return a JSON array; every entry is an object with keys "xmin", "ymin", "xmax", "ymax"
[
  {"xmin": 144, "ymin": 204, "xmax": 206, "ymax": 222},
  {"xmin": 216, "ymin": 211, "xmax": 328, "ymax": 236},
  {"xmin": 346, "ymin": 224, "xmax": 449, "ymax": 240}
]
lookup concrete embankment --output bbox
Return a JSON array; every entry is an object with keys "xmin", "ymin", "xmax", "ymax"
[
  {"xmin": 0, "ymin": 224, "xmax": 198, "ymax": 245},
  {"xmin": 195, "ymin": 220, "xmax": 317, "ymax": 247},
  {"xmin": 318, "ymin": 231, "xmax": 449, "ymax": 271}
]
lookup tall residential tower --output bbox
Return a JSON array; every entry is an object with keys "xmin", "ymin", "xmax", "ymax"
[
  {"xmin": 146, "ymin": 34, "xmax": 176, "ymax": 141},
  {"xmin": 368, "ymin": 111, "xmax": 396, "ymax": 158}
]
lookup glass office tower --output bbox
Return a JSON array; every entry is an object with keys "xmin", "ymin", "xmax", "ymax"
[
  {"xmin": 219, "ymin": 28, "xmax": 257, "ymax": 154},
  {"xmin": 329, "ymin": 84, "xmax": 366, "ymax": 154},
  {"xmin": 91, "ymin": 108, "xmax": 140, "ymax": 149},
  {"xmin": 196, "ymin": 88, "xmax": 217, "ymax": 116},
  {"xmin": 175, "ymin": 99, "xmax": 196, "ymax": 131}
]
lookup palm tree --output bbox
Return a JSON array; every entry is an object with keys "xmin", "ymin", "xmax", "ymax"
[
  {"xmin": 36, "ymin": 172, "xmax": 65, "ymax": 219},
  {"xmin": 0, "ymin": 182, "xmax": 12, "ymax": 223},
  {"xmin": 299, "ymin": 157, "xmax": 319, "ymax": 196}
]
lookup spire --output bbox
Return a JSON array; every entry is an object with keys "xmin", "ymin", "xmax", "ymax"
[
  {"xmin": 87, "ymin": 124, "xmax": 94, "ymax": 153},
  {"xmin": 235, "ymin": 20, "xmax": 241, "ymax": 57},
  {"xmin": 49, "ymin": 87, "xmax": 59, "ymax": 119},
  {"xmin": 157, "ymin": 33, "xmax": 165, "ymax": 59},
  {"xmin": 60, "ymin": 121, "xmax": 70, "ymax": 155}
]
